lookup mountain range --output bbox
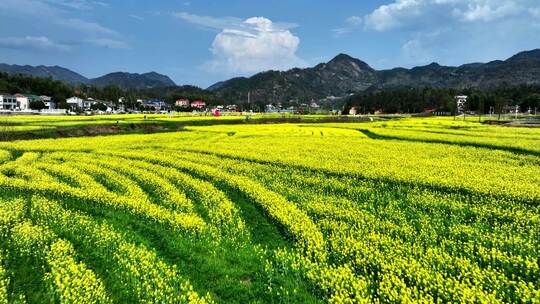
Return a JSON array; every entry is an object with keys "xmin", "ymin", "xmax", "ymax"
[
  {"xmin": 1, "ymin": 49, "xmax": 539, "ymax": 99},
  {"xmin": 208, "ymin": 49, "xmax": 540, "ymax": 103},
  {"xmin": 0, "ymin": 64, "xmax": 176, "ymax": 90}
]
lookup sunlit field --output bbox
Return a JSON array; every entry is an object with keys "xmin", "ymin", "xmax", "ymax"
[{"xmin": 0, "ymin": 117, "xmax": 538, "ymax": 303}]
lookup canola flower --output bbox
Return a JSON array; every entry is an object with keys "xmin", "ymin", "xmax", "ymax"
[
  {"xmin": 9, "ymin": 220, "xmax": 111, "ymax": 303},
  {"xmin": 0, "ymin": 117, "xmax": 537, "ymax": 302},
  {"xmin": 29, "ymin": 196, "xmax": 212, "ymax": 304},
  {"xmin": 0, "ymin": 251, "xmax": 8, "ymax": 304}
]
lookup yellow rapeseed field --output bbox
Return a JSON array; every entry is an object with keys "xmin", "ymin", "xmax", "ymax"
[{"xmin": 0, "ymin": 116, "xmax": 538, "ymax": 303}]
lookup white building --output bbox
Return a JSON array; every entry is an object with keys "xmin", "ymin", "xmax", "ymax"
[
  {"xmin": 41, "ymin": 96, "xmax": 54, "ymax": 109},
  {"xmin": 15, "ymin": 94, "xmax": 29, "ymax": 110},
  {"xmin": 66, "ymin": 97, "xmax": 93, "ymax": 110},
  {"xmin": 455, "ymin": 95, "xmax": 468, "ymax": 113},
  {"xmin": 0, "ymin": 93, "xmax": 17, "ymax": 110},
  {"xmin": 66, "ymin": 96, "xmax": 83, "ymax": 108},
  {"xmin": 175, "ymin": 99, "xmax": 190, "ymax": 107}
]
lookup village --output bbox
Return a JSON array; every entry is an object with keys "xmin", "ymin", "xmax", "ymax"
[
  {"xmin": 0, "ymin": 92, "xmax": 331, "ymax": 115},
  {"xmin": 0, "ymin": 93, "xmax": 240, "ymax": 115},
  {"xmin": 1, "ymin": 93, "xmax": 535, "ymax": 117}
]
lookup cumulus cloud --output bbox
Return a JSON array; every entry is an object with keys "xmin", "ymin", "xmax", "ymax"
[
  {"xmin": 364, "ymin": 0, "xmax": 536, "ymax": 31},
  {"xmin": 175, "ymin": 13, "xmax": 304, "ymax": 75},
  {"xmin": 0, "ymin": 36, "xmax": 71, "ymax": 51},
  {"xmin": 208, "ymin": 17, "xmax": 303, "ymax": 74},
  {"xmin": 455, "ymin": 2, "xmax": 521, "ymax": 22},
  {"xmin": 362, "ymin": 0, "xmax": 540, "ymax": 66},
  {"xmin": 364, "ymin": 0, "xmax": 423, "ymax": 31}
]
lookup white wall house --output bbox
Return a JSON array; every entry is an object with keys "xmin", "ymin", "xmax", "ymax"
[
  {"xmin": 66, "ymin": 97, "xmax": 84, "ymax": 109},
  {"xmin": 41, "ymin": 96, "xmax": 55, "ymax": 109},
  {"xmin": 15, "ymin": 94, "xmax": 29, "ymax": 110},
  {"xmin": 0, "ymin": 94, "xmax": 17, "ymax": 110}
]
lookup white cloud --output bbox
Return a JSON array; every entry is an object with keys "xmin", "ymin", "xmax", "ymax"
[
  {"xmin": 530, "ymin": 7, "xmax": 540, "ymax": 16},
  {"xmin": 0, "ymin": 0, "xmax": 125, "ymax": 50},
  {"xmin": 399, "ymin": 28, "xmax": 450, "ymax": 64},
  {"xmin": 346, "ymin": 16, "xmax": 363, "ymax": 26},
  {"xmin": 175, "ymin": 13, "xmax": 304, "ymax": 75},
  {"xmin": 210, "ymin": 17, "xmax": 304, "ymax": 74},
  {"xmin": 174, "ymin": 12, "xmax": 245, "ymax": 31},
  {"xmin": 86, "ymin": 38, "xmax": 130, "ymax": 49},
  {"xmin": 55, "ymin": 18, "xmax": 117, "ymax": 35},
  {"xmin": 44, "ymin": 0, "xmax": 93, "ymax": 10},
  {"xmin": 0, "ymin": 0, "xmax": 58, "ymax": 17},
  {"xmin": 0, "ymin": 0, "xmax": 106, "ymax": 15},
  {"xmin": 361, "ymin": 0, "xmax": 540, "ymax": 67},
  {"xmin": 333, "ymin": 16, "xmax": 363, "ymax": 36},
  {"xmin": 363, "ymin": 0, "xmax": 534, "ymax": 31},
  {"xmin": 332, "ymin": 28, "xmax": 353, "ymax": 35},
  {"xmin": 456, "ymin": 2, "xmax": 521, "ymax": 22},
  {"xmin": 173, "ymin": 12, "xmax": 297, "ymax": 33},
  {"xmin": 129, "ymin": 14, "xmax": 144, "ymax": 21},
  {"xmin": 0, "ymin": 36, "xmax": 71, "ymax": 51},
  {"xmin": 364, "ymin": 0, "xmax": 423, "ymax": 31}
]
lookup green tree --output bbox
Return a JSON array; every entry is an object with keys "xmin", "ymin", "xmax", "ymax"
[
  {"xmin": 90, "ymin": 102, "xmax": 108, "ymax": 111},
  {"xmin": 29, "ymin": 100, "xmax": 46, "ymax": 110}
]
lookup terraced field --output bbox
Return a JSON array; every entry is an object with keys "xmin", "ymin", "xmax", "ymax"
[{"xmin": 0, "ymin": 117, "xmax": 538, "ymax": 303}]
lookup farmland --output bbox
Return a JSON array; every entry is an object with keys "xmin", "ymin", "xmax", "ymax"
[{"xmin": 0, "ymin": 116, "xmax": 538, "ymax": 303}]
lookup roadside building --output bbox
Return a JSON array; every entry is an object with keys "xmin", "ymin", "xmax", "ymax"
[
  {"xmin": 226, "ymin": 104, "xmax": 239, "ymax": 112},
  {"xmin": 175, "ymin": 99, "xmax": 190, "ymax": 108},
  {"xmin": 0, "ymin": 93, "xmax": 17, "ymax": 110},
  {"xmin": 265, "ymin": 104, "xmax": 279, "ymax": 113},
  {"xmin": 66, "ymin": 96, "xmax": 83, "ymax": 109},
  {"xmin": 143, "ymin": 99, "xmax": 168, "ymax": 111},
  {"xmin": 191, "ymin": 100, "xmax": 206, "ymax": 109},
  {"xmin": 66, "ymin": 97, "xmax": 93, "ymax": 110},
  {"xmin": 15, "ymin": 94, "xmax": 30, "ymax": 110},
  {"xmin": 41, "ymin": 96, "xmax": 55, "ymax": 109}
]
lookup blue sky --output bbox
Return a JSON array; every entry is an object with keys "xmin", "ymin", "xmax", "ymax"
[{"xmin": 1, "ymin": 0, "xmax": 539, "ymax": 88}]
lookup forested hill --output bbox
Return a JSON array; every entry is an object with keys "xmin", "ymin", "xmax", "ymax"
[
  {"xmin": 0, "ymin": 72, "xmax": 216, "ymax": 109},
  {"xmin": 209, "ymin": 49, "xmax": 540, "ymax": 103}
]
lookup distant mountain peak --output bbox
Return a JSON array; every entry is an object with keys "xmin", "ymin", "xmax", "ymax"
[
  {"xmin": 0, "ymin": 63, "xmax": 89, "ymax": 84},
  {"xmin": 329, "ymin": 53, "xmax": 355, "ymax": 62},
  {"xmin": 326, "ymin": 53, "xmax": 374, "ymax": 72},
  {"xmin": 90, "ymin": 71, "xmax": 175, "ymax": 89},
  {"xmin": 506, "ymin": 48, "xmax": 540, "ymax": 62},
  {"xmin": 142, "ymin": 71, "xmax": 162, "ymax": 76}
]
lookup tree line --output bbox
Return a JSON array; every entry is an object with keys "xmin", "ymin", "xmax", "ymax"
[{"xmin": 343, "ymin": 85, "xmax": 540, "ymax": 114}]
